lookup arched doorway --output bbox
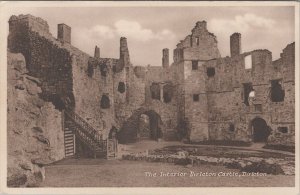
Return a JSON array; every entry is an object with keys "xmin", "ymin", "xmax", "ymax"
[
  {"xmin": 117, "ymin": 108, "xmax": 163, "ymax": 143},
  {"xmin": 251, "ymin": 117, "xmax": 270, "ymax": 142},
  {"xmin": 137, "ymin": 110, "xmax": 162, "ymax": 140}
]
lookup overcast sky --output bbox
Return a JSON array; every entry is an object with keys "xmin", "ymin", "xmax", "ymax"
[{"xmin": 4, "ymin": 6, "xmax": 295, "ymax": 66}]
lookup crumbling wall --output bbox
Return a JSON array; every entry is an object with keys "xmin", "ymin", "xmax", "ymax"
[
  {"xmin": 7, "ymin": 52, "xmax": 64, "ymax": 187},
  {"xmin": 144, "ymin": 66, "xmax": 178, "ymax": 140},
  {"xmin": 173, "ymin": 21, "xmax": 295, "ymax": 146},
  {"xmin": 181, "ymin": 21, "xmax": 221, "ymax": 61},
  {"xmin": 72, "ymin": 55, "xmax": 118, "ymax": 138},
  {"xmin": 173, "ymin": 21, "xmax": 221, "ymax": 142},
  {"xmin": 8, "ymin": 15, "xmax": 74, "ymax": 110},
  {"xmin": 8, "ymin": 14, "xmax": 119, "ymax": 140},
  {"xmin": 182, "ymin": 60, "xmax": 209, "ymax": 141},
  {"xmin": 201, "ymin": 43, "xmax": 295, "ymax": 146}
]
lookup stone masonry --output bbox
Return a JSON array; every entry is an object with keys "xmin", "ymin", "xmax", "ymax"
[{"xmin": 8, "ymin": 14, "xmax": 295, "ymax": 151}]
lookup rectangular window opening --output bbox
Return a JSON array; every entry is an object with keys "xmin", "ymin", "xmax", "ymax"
[
  {"xmin": 192, "ymin": 61, "xmax": 198, "ymax": 70},
  {"xmin": 278, "ymin": 127, "xmax": 288, "ymax": 133},
  {"xmin": 243, "ymin": 83, "xmax": 253, "ymax": 106},
  {"xmin": 150, "ymin": 83, "xmax": 160, "ymax": 100},
  {"xmin": 270, "ymin": 79, "xmax": 285, "ymax": 102},
  {"xmin": 244, "ymin": 55, "xmax": 252, "ymax": 69},
  {"xmin": 254, "ymin": 104, "xmax": 262, "ymax": 112},
  {"xmin": 193, "ymin": 94, "xmax": 199, "ymax": 102},
  {"xmin": 207, "ymin": 67, "xmax": 215, "ymax": 77},
  {"xmin": 196, "ymin": 37, "xmax": 200, "ymax": 46}
]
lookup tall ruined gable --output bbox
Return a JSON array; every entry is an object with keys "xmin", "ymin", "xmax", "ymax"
[{"xmin": 174, "ymin": 21, "xmax": 221, "ymax": 62}]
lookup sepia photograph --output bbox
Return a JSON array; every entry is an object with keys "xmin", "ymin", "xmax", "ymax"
[{"xmin": 0, "ymin": 1, "xmax": 299, "ymax": 194}]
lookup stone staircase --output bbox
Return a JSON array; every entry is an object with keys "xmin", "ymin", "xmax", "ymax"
[{"xmin": 63, "ymin": 110, "xmax": 113, "ymax": 158}]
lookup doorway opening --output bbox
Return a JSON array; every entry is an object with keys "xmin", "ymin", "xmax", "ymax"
[
  {"xmin": 137, "ymin": 110, "xmax": 162, "ymax": 140},
  {"xmin": 251, "ymin": 117, "xmax": 271, "ymax": 142}
]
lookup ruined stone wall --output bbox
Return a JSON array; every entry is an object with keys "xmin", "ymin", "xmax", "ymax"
[
  {"xmin": 8, "ymin": 14, "xmax": 121, "ymax": 139},
  {"xmin": 8, "ymin": 15, "xmax": 294, "ymax": 148},
  {"xmin": 144, "ymin": 66, "xmax": 178, "ymax": 140},
  {"xmin": 201, "ymin": 43, "xmax": 295, "ymax": 146},
  {"xmin": 173, "ymin": 21, "xmax": 295, "ymax": 146},
  {"xmin": 7, "ymin": 52, "xmax": 64, "ymax": 187},
  {"xmin": 71, "ymin": 55, "xmax": 118, "ymax": 137},
  {"xmin": 182, "ymin": 60, "xmax": 209, "ymax": 141},
  {"xmin": 181, "ymin": 21, "xmax": 221, "ymax": 61},
  {"xmin": 173, "ymin": 21, "xmax": 221, "ymax": 142},
  {"xmin": 8, "ymin": 15, "xmax": 74, "ymax": 110}
]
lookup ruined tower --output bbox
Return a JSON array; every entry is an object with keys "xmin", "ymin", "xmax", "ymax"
[
  {"xmin": 57, "ymin": 23, "xmax": 71, "ymax": 44},
  {"xmin": 94, "ymin": 45, "xmax": 100, "ymax": 58},
  {"xmin": 162, "ymin": 48, "xmax": 169, "ymax": 68},
  {"xmin": 230, "ymin": 33, "xmax": 241, "ymax": 57}
]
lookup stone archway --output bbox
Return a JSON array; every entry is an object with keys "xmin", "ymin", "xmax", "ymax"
[
  {"xmin": 251, "ymin": 117, "xmax": 271, "ymax": 142},
  {"xmin": 117, "ymin": 108, "xmax": 163, "ymax": 144},
  {"xmin": 137, "ymin": 110, "xmax": 162, "ymax": 140}
]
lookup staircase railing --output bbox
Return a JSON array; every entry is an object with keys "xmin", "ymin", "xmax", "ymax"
[{"xmin": 64, "ymin": 109, "xmax": 106, "ymax": 150}]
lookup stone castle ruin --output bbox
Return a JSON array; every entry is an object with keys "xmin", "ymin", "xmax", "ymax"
[{"xmin": 8, "ymin": 14, "xmax": 295, "ymax": 165}]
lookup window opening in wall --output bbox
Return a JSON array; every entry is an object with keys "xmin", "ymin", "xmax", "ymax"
[
  {"xmin": 207, "ymin": 67, "xmax": 215, "ymax": 77},
  {"xmin": 100, "ymin": 64, "xmax": 108, "ymax": 77},
  {"xmin": 118, "ymin": 82, "xmax": 126, "ymax": 93},
  {"xmin": 163, "ymin": 83, "xmax": 173, "ymax": 103},
  {"xmin": 87, "ymin": 62, "xmax": 94, "ymax": 77},
  {"xmin": 243, "ymin": 83, "xmax": 253, "ymax": 106},
  {"xmin": 192, "ymin": 61, "xmax": 198, "ymax": 70},
  {"xmin": 150, "ymin": 83, "xmax": 160, "ymax": 100},
  {"xmin": 244, "ymin": 55, "xmax": 252, "ymax": 69},
  {"xmin": 270, "ymin": 79, "xmax": 285, "ymax": 102},
  {"xmin": 196, "ymin": 37, "xmax": 200, "ymax": 46},
  {"xmin": 254, "ymin": 104, "xmax": 262, "ymax": 112},
  {"xmin": 278, "ymin": 127, "xmax": 288, "ymax": 133},
  {"xmin": 229, "ymin": 123, "xmax": 235, "ymax": 132},
  {"xmin": 193, "ymin": 94, "xmax": 199, "ymax": 102},
  {"xmin": 100, "ymin": 94, "xmax": 110, "ymax": 109}
]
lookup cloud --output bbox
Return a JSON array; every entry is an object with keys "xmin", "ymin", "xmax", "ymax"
[
  {"xmin": 210, "ymin": 13, "xmax": 276, "ymax": 35},
  {"xmin": 76, "ymin": 20, "xmax": 176, "ymax": 43},
  {"xmin": 114, "ymin": 20, "xmax": 175, "ymax": 41},
  {"xmin": 89, "ymin": 25, "xmax": 115, "ymax": 39}
]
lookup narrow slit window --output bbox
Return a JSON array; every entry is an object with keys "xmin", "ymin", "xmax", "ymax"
[
  {"xmin": 229, "ymin": 123, "xmax": 235, "ymax": 132},
  {"xmin": 196, "ymin": 37, "xmax": 200, "ymax": 46}
]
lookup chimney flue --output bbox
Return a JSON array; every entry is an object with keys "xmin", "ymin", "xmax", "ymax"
[
  {"xmin": 57, "ymin": 23, "xmax": 71, "ymax": 44},
  {"xmin": 94, "ymin": 46, "xmax": 100, "ymax": 58},
  {"xmin": 230, "ymin": 33, "xmax": 241, "ymax": 57},
  {"xmin": 162, "ymin": 48, "xmax": 169, "ymax": 68}
]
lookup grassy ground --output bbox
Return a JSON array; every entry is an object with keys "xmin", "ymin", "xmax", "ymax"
[
  {"xmin": 151, "ymin": 145, "xmax": 294, "ymax": 159},
  {"xmin": 41, "ymin": 158, "xmax": 294, "ymax": 187}
]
